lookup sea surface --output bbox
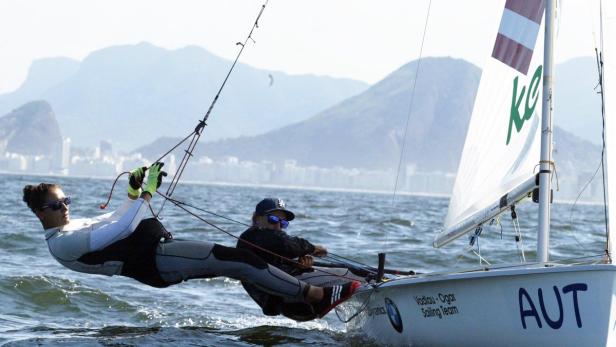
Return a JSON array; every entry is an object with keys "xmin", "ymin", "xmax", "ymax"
[{"xmin": 0, "ymin": 173, "xmax": 608, "ymax": 346}]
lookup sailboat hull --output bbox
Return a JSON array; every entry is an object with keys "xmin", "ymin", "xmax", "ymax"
[{"xmin": 341, "ymin": 264, "xmax": 616, "ymax": 346}]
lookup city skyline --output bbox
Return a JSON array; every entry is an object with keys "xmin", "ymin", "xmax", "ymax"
[{"xmin": 0, "ymin": 138, "xmax": 604, "ymax": 202}]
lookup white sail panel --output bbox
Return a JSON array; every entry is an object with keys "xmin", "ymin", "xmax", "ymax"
[
  {"xmin": 443, "ymin": 6, "xmax": 545, "ymax": 233},
  {"xmin": 603, "ymin": 0, "xmax": 616, "ymax": 256}
]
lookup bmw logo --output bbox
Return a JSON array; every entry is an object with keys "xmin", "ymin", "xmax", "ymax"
[{"xmin": 385, "ymin": 297, "xmax": 403, "ymax": 333}]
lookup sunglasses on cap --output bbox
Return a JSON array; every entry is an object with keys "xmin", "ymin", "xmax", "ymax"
[
  {"xmin": 41, "ymin": 197, "xmax": 71, "ymax": 211},
  {"xmin": 267, "ymin": 214, "xmax": 289, "ymax": 229}
]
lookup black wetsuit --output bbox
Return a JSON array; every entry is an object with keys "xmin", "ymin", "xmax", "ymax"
[
  {"xmin": 237, "ymin": 226, "xmax": 324, "ymax": 320},
  {"xmin": 238, "ymin": 226, "xmax": 316, "ymax": 274}
]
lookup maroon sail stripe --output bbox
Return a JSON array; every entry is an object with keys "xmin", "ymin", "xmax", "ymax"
[
  {"xmin": 505, "ymin": 0, "xmax": 545, "ymax": 24},
  {"xmin": 492, "ymin": 33, "xmax": 534, "ymax": 75}
]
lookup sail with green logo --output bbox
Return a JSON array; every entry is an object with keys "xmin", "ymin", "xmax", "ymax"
[{"xmin": 434, "ymin": 1, "xmax": 546, "ymax": 247}]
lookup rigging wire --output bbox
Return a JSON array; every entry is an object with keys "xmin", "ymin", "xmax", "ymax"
[
  {"xmin": 598, "ymin": 0, "xmax": 610, "ymax": 261},
  {"xmin": 384, "ymin": 0, "xmax": 432, "ymax": 263},
  {"xmin": 567, "ymin": 5, "xmax": 609, "ymax": 257},
  {"xmin": 391, "ymin": 0, "xmax": 432, "ymax": 207},
  {"xmin": 155, "ymin": 1, "xmax": 270, "ymax": 217}
]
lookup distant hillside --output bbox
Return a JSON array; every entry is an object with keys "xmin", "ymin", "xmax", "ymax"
[
  {"xmin": 0, "ymin": 42, "xmax": 368, "ymax": 150},
  {"xmin": 135, "ymin": 56, "xmax": 602, "ymax": 181},
  {"xmin": 136, "ymin": 57, "xmax": 480, "ymax": 172},
  {"xmin": 4, "ymin": 58, "xmax": 80, "ymax": 100},
  {"xmin": 553, "ymin": 126, "xmax": 601, "ymax": 168},
  {"xmin": 555, "ymin": 56, "xmax": 603, "ymax": 145},
  {"xmin": 0, "ymin": 101, "xmax": 62, "ymax": 156}
]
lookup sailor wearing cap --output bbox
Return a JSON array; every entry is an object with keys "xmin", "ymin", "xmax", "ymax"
[
  {"xmin": 243, "ymin": 198, "xmax": 327, "ymax": 271},
  {"xmin": 237, "ymin": 198, "xmax": 364, "ymax": 321}
]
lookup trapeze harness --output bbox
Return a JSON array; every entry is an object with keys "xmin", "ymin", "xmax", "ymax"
[
  {"xmin": 44, "ymin": 198, "xmax": 309, "ymax": 301},
  {"xmin": 237, "ymin": 226, "xmax": 364, "ymax": 320}
]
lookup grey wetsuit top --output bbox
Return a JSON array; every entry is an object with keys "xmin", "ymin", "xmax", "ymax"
[{"xmin": 45, "ymin": 198, "xmax": 148, "ymax": 276}]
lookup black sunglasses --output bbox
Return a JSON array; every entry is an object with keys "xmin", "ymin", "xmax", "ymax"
[{"xmin": 41, "ymin": 197, "xmax": 71, "ymax": 211}]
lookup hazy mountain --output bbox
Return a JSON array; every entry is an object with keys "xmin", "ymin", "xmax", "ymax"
[
  {"xmin": 135, "ymin": 56, "xmax": 602, "ymax": 178},
  {"xmin": 0, "ymin": 101, "xmax": 62, "ymax": 156},
  {"xmin": 137, "ymin": 57, "xmax": 481, "ymax": 172},
  {"xmin": 553, "ymin": 126, "xmax": 603, "ymax": 176},
  {"xmin": 555, "ymin": 56, "xmax": 603, "ymax": 145},
  {"xmin": 196, "ymin": 57, "xmax": 479, "ymax": 171},
  {"xmin": 2, "ymin": 58, "xmax": 80, "ymax": 101},
  {"xmin": 0, "ymin": 42, "xmax": 368, "ymax": 150}
]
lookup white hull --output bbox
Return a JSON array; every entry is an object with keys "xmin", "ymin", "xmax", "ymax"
[{"xmin": 341, "ymin": 263, "xmax": 616, "ymax": 346}]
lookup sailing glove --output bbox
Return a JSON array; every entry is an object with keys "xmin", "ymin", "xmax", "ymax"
[
  {"xmin": 128, "ymin": 166, "xmax": 147, "ymax": 198},
  {"xmin": 144, "ymin": 162, "xmax": 167, "ymax": 196}
]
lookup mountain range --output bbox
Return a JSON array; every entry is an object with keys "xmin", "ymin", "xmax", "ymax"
[
  {"xmin": 171, "ymin": 57, "xmax": 480, "ymax": 172},
  {"xmin": 135, "ymin": 56, "xmax": 602, "ymax": 176},
  {"xmin": 0, "ymin": 43, "xmax": 603, "ymax": 184},
  {"xmin": 0, "ymin": 42, "xmax": 368, "ymax": 150}
]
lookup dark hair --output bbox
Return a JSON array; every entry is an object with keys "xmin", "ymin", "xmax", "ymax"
[{"xmin": 23, "ymin": 183, "xmax": 59, "ymax": 213}]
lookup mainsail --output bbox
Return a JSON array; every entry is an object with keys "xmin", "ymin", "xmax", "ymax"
[{"xmin": 435, "ymin": 0, "xmax": 546, "ymax": 247}]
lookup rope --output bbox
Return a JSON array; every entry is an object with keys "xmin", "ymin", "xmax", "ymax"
[
  {"xmin": 511, "ymin": 206, "xmax": 526, "ymax": 262},
  {"xmin": 335, "ymin": 288, "xmax": 376, "ymax": 323},
  {"xmin": 165, "ymin": 197, "xmax": 251, "ymax": 227},
  {"xmin": 325, "ymin": 253, "xmax": 385, "ymax": 274},
  {"xmin": 99, "ymin": 171, "xmax": 131, "ymax": 209}
]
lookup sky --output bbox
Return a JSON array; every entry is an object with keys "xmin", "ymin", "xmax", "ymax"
[{"xmin": 0, "ymin": 0, "xmax": 603, "ymax": 94}]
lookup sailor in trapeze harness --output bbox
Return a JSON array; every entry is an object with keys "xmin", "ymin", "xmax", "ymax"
[
  {"xmin": 237, "ymin": 198, "xmax": 365, "ymax": 321},
  {"xmin": 23, "ymin": 163, "xmax": 360, "ymax": 317}
]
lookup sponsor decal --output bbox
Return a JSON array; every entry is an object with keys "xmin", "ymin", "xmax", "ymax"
[
  {"xmin": 506, "ymin": 65, "xmax": 542, "ymax": 145},
  {"xmin": 385, "ymin": 297, "xmax": 403, "ymax": 333},
  {"xmin": 367, "ymin": 306, "xmax": 386, "ymax": 317},
  {"xmin": 414, "ymin": 292, "xmax": 460, "ymax": 320}
]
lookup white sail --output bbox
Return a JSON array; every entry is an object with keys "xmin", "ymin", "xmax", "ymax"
[
  {"xmin": 347, "ymin": 2, "xmax": 616, "ymax": 345},
  {"xmin": 437, "ymin": 0, "xmax": 546, "ymax": 247},
  {"xmin": 603, "ymin": 0, "xmax": 616, "ymax": 256}
]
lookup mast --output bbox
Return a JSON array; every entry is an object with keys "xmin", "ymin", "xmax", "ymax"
[{"xmin": 537, "ymin": 0, "xmax": 555, "ymax": 263}]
